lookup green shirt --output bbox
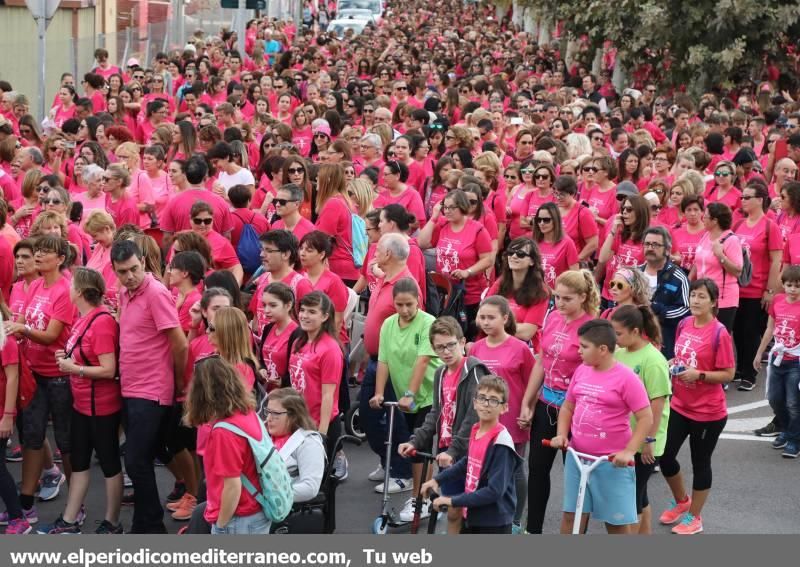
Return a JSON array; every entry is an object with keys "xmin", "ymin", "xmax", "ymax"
[
  {"xmin": 378, "ymin": 311, "xmax": 441, "ymax": 412},
  {"xmin": 615, "ymin": 343, "xmax": 671, "ymax": 456}
]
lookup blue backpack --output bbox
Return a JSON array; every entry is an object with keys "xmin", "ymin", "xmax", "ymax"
[
  {"xmin": 348, "ymin": 213, "xmax": 368, "ymax": 268},
  {"xmin": 234, "ymin": 211, "xmax": 263, "ymax": 274},
  {"xmin": 213, "ymin": 418, "xmax": 294, "ymax": 523}
]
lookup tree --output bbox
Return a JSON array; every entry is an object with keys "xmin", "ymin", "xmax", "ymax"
[{"xmin": 506, "ymin": 0, "xmax": 800, "ymax": 94}]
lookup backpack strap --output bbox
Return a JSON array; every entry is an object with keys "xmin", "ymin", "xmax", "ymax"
[
  {"xmin": 258, "ymin": 322, "xmax": 276, "ymax": 368},
  {"xmin": 212, "ymin": 420, "xmax": 269, "ymax": 498},
  {"xmin": 233, "ymin": 210, "xmax": 257, "ymax": 225},
  {"xmin": 67, "ymin": 311, "xmax": 119, "ymax": 418}
]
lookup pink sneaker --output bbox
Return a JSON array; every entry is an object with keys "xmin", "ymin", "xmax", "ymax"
[
  {"xmin": 671, "ymin": 513, "xmax": 703, "ymax": 535},
  {"xmin": 5, "ymin": 518, "xmax": 32, "ymax": 534},
  {"xmin": 659, "ymin": 496, "xmax": 692, "ymax": 525}
]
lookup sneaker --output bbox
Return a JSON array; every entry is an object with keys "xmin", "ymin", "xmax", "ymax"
[
  {"xmin": 0, "ymin": 506, "xmax": 37, "ymax": 526},
  {"xmin": 171, "ymin": 494, "xmax": 197, "ymax": 521},
  {"xmin": 781, "ymin": 441, "xmax": 800, "ymax": 459},
  {"xmin": 773, "ymin": 435, "xmax": 788, "ymax": 450},
  {"xmin": 166, "ymin": 492, "xmax": 191, "ymax": 512},
  {"xmin": 166, "ymin": 481, "xmax": 186, "ymax": 503},
  {"xmin": 398, "ymin": 497, "xmax": 430, "ymax": 523},
  {"xmin": 511, "ymin": 522, "xmax": 523, "ymax": 534},
  {"xmin": 121, "ymin": 491, "xmax": 135, "ymax": 506},
  {"xmin": 754, "ymin": 421, "xmax": 782, "ymax": 437},
  {"xmin": 5, "ymin": 445, "xmax": 22, "ymax": 462},
  {"xmin": 368, "ymin": 463, "xmax": 386, "ymax": 482},
  {"xmin": 177, "ymin": 526, "xmax": 188, "ymax": 535},
  {"xmin": 38, "ymin": 469, "xmax": 65, "ymax": 501},
  {"xmin": 95, "ymin": 520, "xmax": 124, "ymax": 534},
  {"xmin": 737, "ymin": 381, "xmax": 756, "ymax": 392},
  {"xmin": 36, "ymin": 515, "xmax": 81, "ymax": 535},
  {"xmin": 53, "ymin": 449, "xmax": 62, "ymax": 464},
  {"xmin": 653, "ymin": 464, "xmax": 661, "ymax": 473},
  {"xmin": 374, "ymin": 477, "xmax": 413, "ymax": 494},
  {"xmin": 4, "ymin": 518, "xmax": 32, "ymax": 534},
  {"xmin": 333, "ymin": 452, "xmax": 349, "ymax": 481},
  {"xmin": 123, "ymin": 473, "xmax": 133, "ymax": 489},
  {"xmin": 659, "ymin": 496, "xmax": 692, "ymax": 525},
  {"xmin": 671, "ymin": 512, "xmax": 703, "ymax": 535},
  {"xmin": 75, "ymin": 505, "xmax": 86, "ymax": 527}
]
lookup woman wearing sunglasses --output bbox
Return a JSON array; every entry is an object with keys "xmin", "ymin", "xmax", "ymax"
[
  {"xmin": 187, "ymin": 201, "xmax": 244, "ymax": 285},
  {"xmin": 525, "ymin": 163, "xmax": 557, "ymax": 219},
  {"xmin": 602, "ymin": 268, "xmax": 652, "ymax": 319},
  {"xmin": 101, "ymin": 164, "xmax": 139, "ymax": 228},
  {"xmin": 597, "ymin": 195, "xmax": 650, "ymax": 310},
  {"xmin": 583, "ymin": 156, "xmax": 619, "ymax": 228},
  {"xmin": 703, "ymin": 161, "xmax": 742, "ymax": 211},
  {"xmin": 533, "ymin": 203, "xmax": 579, "ymax": 291},
  {"xmin": 505, "ymin": 161, "xmax": 538, "ymax": 241},
  {"xmin": 43, "ymin": 186, "xmax": 91, "ymax": 264},
  {"xmin": 309, "ymin": 124, "xmax": 332, "ymax": 163}
]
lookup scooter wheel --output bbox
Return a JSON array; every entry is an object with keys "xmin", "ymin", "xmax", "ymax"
[
  {"xmin": 372, "ymin": 517, "xmax": 388, "ymax": 535},
  {"xmin": 345, "ymin": 406, "xmax": 367, "ymax": 441}
]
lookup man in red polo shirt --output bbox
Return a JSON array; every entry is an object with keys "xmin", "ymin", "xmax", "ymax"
[{"xmin": 359, "ymin": 233, "xmax": 420, "ymax": 493}]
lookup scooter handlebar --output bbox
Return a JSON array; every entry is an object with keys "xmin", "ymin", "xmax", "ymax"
[
  {"xmin": 541, "ymin": 439, "xmax": 634, "ymax": 466},
  {"xmin": 407, "ymin": 448, "xmax": 435, "ymax": 460}
]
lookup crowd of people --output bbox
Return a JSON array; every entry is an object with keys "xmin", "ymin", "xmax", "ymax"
[{"xmin": 0, "ymin": 0, "xmax": 799, "ymax": 537}]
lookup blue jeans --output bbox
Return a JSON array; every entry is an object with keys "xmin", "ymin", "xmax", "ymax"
[
  {"xmin": 359, "ymin": 358, "xmax": 412, "ymax": 479},
  {"xmin": 212, "ymin": 511, "xmax": 271, "ymax": 535},
  {"xmin": 767, "ymin": 360, "xmax": 800, "ymax": 443}
]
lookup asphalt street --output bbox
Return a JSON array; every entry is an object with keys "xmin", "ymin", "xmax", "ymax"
[{"xmin": 5, "ymin": 372, "xmax": 799, "ymax": 535}]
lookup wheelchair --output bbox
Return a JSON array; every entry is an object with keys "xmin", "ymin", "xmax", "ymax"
[{"xmin": 270, "ymin": 434, "xmax": 361, "ymax": 534}]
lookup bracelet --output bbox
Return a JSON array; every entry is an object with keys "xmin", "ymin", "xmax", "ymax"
[
  {"xmin": 644, "ymin": 436, "xmax": 657, "ymax": 444},
  {"xmin": 79, "ymin": 366, "xmax": 85, "ymax": 377},
  {"xmin": 3, "ymin": 411, "xmax": 17, "ymax": 417},
  {"xmin": 403, "ymin": 390, "xmax": 416, "ymax": 399}
]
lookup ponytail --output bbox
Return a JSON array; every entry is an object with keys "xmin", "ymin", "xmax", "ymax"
[
  {"xmin": 480, "ymin": 295, "xmax": 518, "ymax": 337},
  {"xmin": 554, "ymin": 269, "xmax": 600, "ymax": 316},
  {"xmin": 611, "ymin": 304, "xmax": 663, "ymax": 346}
]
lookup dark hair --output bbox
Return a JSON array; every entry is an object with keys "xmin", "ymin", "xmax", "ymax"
[
  {"xmin": 690, "ymin": 278, "xmax": 720, "ymax": 314},
  {"xmin": 228, "ymin": 184, "xmax": 252, "ymax": 208},
  {"xmin": 299, "ymin": 230, "xmax": 335, "ymax": 261},
  {"xmin": 577, "ymin": 319, "xmax": 617, "ymax": 352},
  {"xmin": 621, "ymin": 195, "xmax": 650, "ymax": 242},
  {"xmin": 610, "ymin": 304, "xmax": 662, "ymax": 347},
  {"xmin": 452, "ymin": 147, "xmax": 473, "ymax": 169},
  {"xmin": 384, "ymin": 160, "xmax": 409, "ymax": 182},
  {"xmin": 554, "ymin": 174, "xmax": 578, "ymax": 196},
  {"xmin": 782, "ymin": 181, "xmax": 800, "ymax": 214},
  {"xmin": 260, "ymin": 229, "xmax": 300, "ymax": 269},
  {"xmin": 185, "ymin": 155, "xmax": 209, "ymax": 185},
  {"xmin": 380, "ymin": 204, "xmax": 416, "ymax": 232},
  {"xmin": 392, "ymin": 277, "xmax": 419, "ymax": 299},
  {"xmin": 170, "ymin": 250, "xmax": 207, "ymax": 285},
  {"xmin": 680, "ymin": 194, "xmax": 705, "ymax": 213},
  {"xmin": 204, "ymin": 271, "xmax": 242, "ymax": 310},
  {"xmin": 479, "ymin": 295, "xmax": 517, "ymax": 336},
  {"xmin": 429, "ymin": 316, "xmax": 464, "ymax": 342},
  {"xmin": 705, "ymin": 202, "xmax": 733, "ymax": 230},
  {"xmin": 498, "ymin": 237, "xmax": 548, "ymax": 305},
  {"xmin": 110, "ymin": 239, "xmax": 142, "ymax": 266},
  {"xmin": 742, "ymin": 179, "xmax": 771, "ymax": 212},
  {"xmin": 263, "ymin": 281, "xmax": 295, "ymax": 309},
  {"xmin": 189, "ymin": 200, "xmax": 214, "ymax": 219},
  {"xmin": 532, "ymin": 202, "xmax": 565, "ymax": 243},
  {"xmin": 781, "ymin": 264, "xmax": 800, "ymax": 284},
  {"xmin": 293, "ymin": 291, "xmax": 340, "ymax": 352},
  {"xmin": 207, "ymin": 141, "xmax": 234, "ymax": 161}
]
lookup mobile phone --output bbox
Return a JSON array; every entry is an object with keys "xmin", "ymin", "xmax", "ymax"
[
  {"xmin": 64, "ymin": 141, "xmax": 76, "ymax": 150},
  {"xmin": 509, "ymin": 117, "xmax": 523, "ymax": 125}
]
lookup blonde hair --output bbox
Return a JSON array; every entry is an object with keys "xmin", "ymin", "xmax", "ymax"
[
  {"xmin": 21, "ymin": 169, "xmax": 42, "ymax": 200},
  {"xmin": 83, "ymin": 210, "xmax": 116, "ymax": 236},
  {"xmin": 677, "ymin": 170, "xmax": 704, "ymax": 197},
  {"xmin": 612, "ymin": 267, "xmax": 652, "ymax": 306},
  {"xmin": 267, "ymin": 388, "xmax": 317, "ymax": 432},
  {"xmin": 369, "ymin": 123, "xmax": 392, "ymax": 148},
  {"xmin": 184, "ymin": 356, "xmax": 254, "ymax": 426},
  {"xmin": 114, "ymin": 141, "xmax": 141, "ymax": 163},
  {"xmin": 555, "ymin": 269, "xmax": 600, "ymax": 316},
  {"xmin": 347, "ymin": 178, "xmax": 375, "ymax": 218},
  {"xmin": 31, "ymin": 210, "xmax": 67, "ymax": 238},
  {"xmin": 213, "ymin": 307, "xmax": 259, "ymax": 370},
  {"xmin": 472, "ymin": 151, "xmax": 501, "ymax": 178}
]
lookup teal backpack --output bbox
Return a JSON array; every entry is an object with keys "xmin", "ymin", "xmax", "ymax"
[
  {"xmin": 349, "ymin": 213, "xmax": 368, "ymax": 268},
  {"xmin": 213, "ymin": 417, "xmax": 294, "ymax": 523}
]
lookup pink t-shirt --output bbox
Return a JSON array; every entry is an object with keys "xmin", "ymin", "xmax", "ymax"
[
  {"xmin": 160, "ymin": 189, "xmax": 234, "ymax": 235},
  {"xmin": 373, "ymin": 188, "xmax": 427, "ymax": 227},
  {"xmin": 733, "ymin": 216, "xmax": 783, "ymax": 299},
  {"xmin": 470, "ymin": 336, "xmax": 534, "ymax": 444},
  {"xmin": 147, "ymin": 172, "xmax": 174, "ymax": 221},
  {"xmin": 485, "ymin": 190, "xmax": 507, "ymax": 225},
  {"xmin": 126, "ymin": 171, "xmax": 155, "ymax": 229},
  {"xmin": 538, "ymin": 237, "xmax": 579, "ymax": 289},
  {"xmin": 86, "ymin": 244, "xmax": 118, "ymax": 308},
  {"xmin": 485, "ymin": 280, "xmax": 549, "ymax": 351},
  {"xmin": 539, "ymin": 310, "xmax": 595, "ymax": 398},
  {"xmin": 693, "ymin": 231, "xmax": 744, "ymax": 309},
  {"xmin": 65, "ymin": 308, "xmax": 121, "ymax": 416},
  {"xmin": 671, "ymin": 316, "xmax": 735, "ymax": 422},
  {"xmin": 670, "ymin": 225, "xmax": 707, "ymax": 272},
  {"xmin": 364, "ymin": 268, "xmax": 418, "ymax": 357},
  {"xmin": 463, "ymin": 422, "xmax": 506, "ymax": 498},
  {"xmin": 203, "ymin": 230, "xmax": 240, "ymax": 271},
  {"xmin": 785, "ymin": 233, "xmax": 800, "ymax": 265},
  {"xmin": 776, "ymin": 211, "xmax": 800, "ymax": 243},
  {"xmin": 288, "ymin": 334, "xmax": 343, "ymax": 425},
  {"xmin": 566, "ymin": 362, "xmax": 650, "ymax": 455},
  {"xmin": 176, "ymin": 288, "xmax": 202, "ymax": 334},
  {"xmin": 507, "ymin": 186, "xmax": 533, "ymax": 239},
  {"xmin": 73, "ymin": 192, "xmax": 107, "ymax": 224},
  {"xmin": 248, "ymin": 271, "xmax": 313, "ymax": 336},
  {"xmin": 526, "ymin": 190, "xmax": 556, "ymax": 218},
  {"xmin": 583, "ymin": 184, "xmax": 618, "ymax": 225},
  {"xmin": 316, "ymin": 195, "xmax": 359, "ymax": 281},
  {"xmin": 261, "ymin": 320, "xmax": 299, "ymax": 384},
  {"xmin": 432, "ymin": 219, "xmax": 493, "ymax": 305},
  {"xmin": 272, "ymin": 217, "xmax": 316, "ymax": 241},
  {"xmin": 204, "ymin": 410, "xmax": 263, "ymax": 523},
  {"xmin": 231, "ymin": 209, "xmax": 270, "ymax": 247},
  {"xmin": 769, "ymin": 294, "xmax": 800, "ymax": 360},
  {"xmin": 118, "ymin": 273, "xmax": 181, "ymax": 404},
  {"xmin": 704, "ymin": 185, "xmax": 742, "ymax": 211},
  {"xmin": 439, "ymin": 359, "xmax": 466, "ymax": 449},
  {"xmin": 22, "ymin": 276, "xmax": 77, "ymax": 377},
  {"xmin": 182, "ymin": 334, "xmax": 216, "ymax": 400},
  {"xmin": 405, "ymin": 161, "xmax": 427, "ymax": 196},
  {"xmin": 602, "ymin": 234, "xmax": 645, "ymax": 300},
  {"xmin": 310, "ymin": 269, "xmax": 349, "ymax": 344},
  {"xmin": 105, "ymin": 193, "xmax": 140, "ymax": 227},
  {"xmin": 561, "ymin": 203, "xmax": 598, "ymax": 253},
  {"xmin": 0, "ymin": 338, "xmax": 19, "ymax": 409},
  {"xmin": 8, "ymin": 280, "xmax": 30, "ymax": 320}
]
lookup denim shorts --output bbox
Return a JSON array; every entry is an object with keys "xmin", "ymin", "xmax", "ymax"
[
  {"xmin": 563, "ymin": 457, "xmax": 637, "ymax": 525},
  {"xmin": 212, "ymin": 511, "xmax": 271, "ymax": 535}
]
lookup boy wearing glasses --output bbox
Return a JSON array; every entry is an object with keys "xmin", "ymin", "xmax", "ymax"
[{"xmin": 421, "ymin": 375, "xmax": 521, "ymax": 534}]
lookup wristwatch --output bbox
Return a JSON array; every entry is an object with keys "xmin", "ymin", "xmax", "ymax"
[
  {"xmin": 644, "ymin": 437, "xmax": 657, "ymax": 444},
  {"xmin": 699, "ymin": 372, "xmax": 707, "ymax": 382}
]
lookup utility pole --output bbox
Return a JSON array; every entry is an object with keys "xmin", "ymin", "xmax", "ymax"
[{"xmin": 25, "ymin": 0, "xmax": 61, "ymax": 121}]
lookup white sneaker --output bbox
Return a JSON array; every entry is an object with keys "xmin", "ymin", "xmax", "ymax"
[
  {"xmin": 368, "ymin": 463, "xmax": 386, "ymax": 482},
  {"xmin": 398, "ymin": 497, "xmax": 430, "ymax": 523},
  {"xmin": 374, "ymin": 477, "xmax": 413, "ymax": 494}
]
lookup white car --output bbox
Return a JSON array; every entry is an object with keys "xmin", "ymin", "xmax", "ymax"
[
  {"xmin": 328, "ymin": 18, "xmax": 369, "ymax": 38},
  {"xmin": 337, "ymin": 8, "xmax": 377, "ymax": 23},
  {"xmin": 337, "ymin": 0, "xmax": 383, "ymax": 21}
]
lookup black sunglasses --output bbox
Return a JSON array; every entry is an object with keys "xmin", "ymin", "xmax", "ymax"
[
  {"xmin": 273, "ymin": 198, "xmax": 298, "ymax": 206},
  {"xmin": 192, "ymin": 217, "xmax": 213, "ymax": 225}
]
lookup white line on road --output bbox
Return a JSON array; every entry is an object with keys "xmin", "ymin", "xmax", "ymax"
[{"xmin": 727, "ymin": 400, "xmax": 770, "ymax": 415}]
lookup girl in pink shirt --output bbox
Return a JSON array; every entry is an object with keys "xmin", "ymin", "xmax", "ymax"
[
  {"xmin": 258, "ymin": 282, "xmax": 299, "ymax": 390},
  {"xmin": 659, "ymin": 278, "xmax": 735, "ymax": 535},
  {"xmin": 597, "ymin": 195, "xmax": 648, "ymax": 306},
  {"xmin": 517, "ymin": 269, "xmax": 599, "ymax": 533},
  {"xmin": 533, "ymin": 203, "xmax": 579, "ymax": 290},
  {"xmin": 315, "ymin": 165, "xmax": 359, "ymax": 282},
  {"xmin": 168, "ymin": 251, "xmax": 205, "ymax": 335},
  {"xmin": 670, "ymin": 196, "xmax": 707, "ymax": 272}
]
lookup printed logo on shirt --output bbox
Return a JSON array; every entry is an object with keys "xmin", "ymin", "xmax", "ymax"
[
  {"xmin": 289, "ymin": 353, "xmax": 307, "ymax": 393},
  {"xmin": 437, "ymin": 241, "xmax": 460, "ymax": 274},
  {"xmin": 775, "ymin": 316, "xmax": 798, "ymax": 349},
  {"xmin": 572, "ymin": 382, "xmax": 607, "ymax": 440}
]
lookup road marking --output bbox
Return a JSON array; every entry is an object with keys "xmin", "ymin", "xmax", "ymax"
[
  {"xmin": 727, "ymin": 399, "xmax": 769, "ymax": 415},
  {"xmin": 719, "ymin": 433, "xmax": 773, "ymax": 443},
  {"xmin": 725, "ymin": 417, "xmax": 771, "ymax": 432}
]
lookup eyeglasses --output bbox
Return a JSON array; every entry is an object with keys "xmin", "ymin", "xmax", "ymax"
[
  {"xmin": 714, "ymin": 171, "xmax": 732, "ymax": 177},
  {"xmin": 192, "ymin": 217, "xmax": 213, "ymax": 225},
  {"xmin": 132, "ymin": 87, "xmax": 142, "ymax": 92},
  {"xmin": 287, "ymin": 167, "xmax": 304, "ymax": 174},
  {"xmin": 609, "ymin": 281, "xmax": 627, "ymax": 291},
  {"xmin": 265, "ymin": 409, "xmax": 289, "ymax": 418},
  {"xmin": 363, "ymin": 108, "xmax": 374, "ymax": 114},
  {"xmin": 518, "ymin": 140, "xmax": 533, "ymax": 145},
  {"xmin": 521, "ymin": 169, "xmax": 535, "ymax": 175},
  {"xmin": 535, "ymin": 217, "xmax": 553, "ymax": 224},
  {"xmin": 101, "ymin": 176, "xmax": 114, "ymax": 182},
  {"xmin": 433, "ymin": 341, "xmax": 460, "ymax": 353},
  {"xmin": 643, "ymin": 241, "xmax": 665, "ymax": 248},
  {"xmin": 474, "ymin": 394, "xmax": 505, "ymax": 408},
  {"xmin": 395, "ymin": 86, "xmax": 407, "ymax": 91},
  {"xmin": 441, "ymin": 205, "xmax": 458, "ymax": 211},
  {"xmin": 507, "ymin": 249, "xmax": 531, "ymax": 259},
  {"xmin": 534, "ymin": 174, "xmax": 551, "ymax": 180},
  {"xmin": 43, "ymin": 199, "xmax": 63, "ymax": 206},
  {"xmin": 621, "ymin": 206, "xmax": 634, "ymax": 213}
]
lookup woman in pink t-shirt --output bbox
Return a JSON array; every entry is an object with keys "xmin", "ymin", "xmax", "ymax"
[
  {"xmin": 184, "ymin": 357, "xmax": 269, "ymax": 534},
  {"xmin": 517, "ymin": 269, "xmax": 599, "ymax": 533},
  {"xmin": 670, "ymin": 195, "xmax": 707, "ymax": 272},
  {"xmin": 525, "ymin": 163, "xmax": 557, "ymax": 220},
  {"xmin": 659, "ymin": 178, "xmax": 690, "ymax": 227},
  {"xmin": 659, "ymin": 278, "xmax": 735, "ymax": 535},
  {"xmin": 142, "ymin": 145, "xmax": 173, "ymax": 223},
  {"xmin": 315, "ymin": 164, "xmax": 360, "ymax": 283},
  {"xmin": 505, "ymin": 164, "xmax": 536, "ymax": 240},
  {"xmin": 258, "ymin": 282, "xmax": 299, "ymax": 390},
  {"xmin": 471, "ymin": 296, "xmax": 535, "ymax": 527},
  {"xmin": 167, "ymin": 251, "xmax": 205, "ymax": 335},
  {"xmin": 703, "ymin": 161, "xmax": 741, "ymax": 211},
  {"xmin": 582, "ymin": 156, "xmax": 619, "ymax": 228},
  {"xmin": 299, "ymin": 231, "xmax": 349, "ymax": 344},
  {"xmin": 115, "ymin": 143, "xmax": 155, "ymax": 230},
  {"xmin": 84, "ymin": 211, "xmax": 119, "ymax": 310},
  {"xmin": 597, "ymin": 195, "xmax": 649, "ymax": 307},
  {"xmin": 554, "ymin": 175, "xmax": 599, "ymax": 263},
  {"xmin": 533, "ymin": 203, "xmax": 579, "ymax": 290},
  {"xmin": 373, "ymin": 160, "xmax": 426, "ymax": 227},
  {"xmin": 776, "ymin": 181, "xmax": 800, "ymax": 242},
  {"xmin": 189, "ymin": 201, "xmax": 244, "ymax": 285},
  {"xmin": 689, "ymin": 202, "xmax": 744, "ymax": 332}
]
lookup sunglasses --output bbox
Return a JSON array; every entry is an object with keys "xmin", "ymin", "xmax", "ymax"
[
  {"xmin": 273, "ymin": 198, "xmax": 298, "ymax": 206},
  {"xmin": 507, "ymin": 249, "xmax": 531, "ymax": 259},
  {"xmin": 36, "ymin": 185, "xmax": 51, "ymax": 192},
  {"xmin": 503, "ymin": 174, "xmax": 518, "ymax": 180},
  {"xmin": 583, "ymin": 166, "xmax": 598, "ymax": 173},
  {"xmin": 314, "ymin": 134, "xmax": 328, "ymax": 139},
  {"xmin": 714, "ymin": 171, "xmax": 732, "ymax": 177},
  {"xmin": 521, "ymin": 169, "xmax": 535, "ymax": 175},
  {"xmin": 192, "ymin": 217, "xmax": 213, "ymax": 225},
  {"xmin": 194, "ymin": 112, "xmax": 204, "ymax": 117},
  {"xmin": 395, "ymin": 86, "xmax": 407, "ymax": 91},
  {"xmin": 534, "ymin": 174, "xmax": 550, "ymax": 180},
  {"xmin": 287, "ymin": 167, "xmax": 305, "ymax": 174},
  {"xmin": 621, "ymin": 206, "xmax": 634, "ymax": 213},
  {"xmin": 609, "ymin": 281, "xmax": 627, "ymax": 291},
  {"xmin": 650, "ymin": 204, "xmax": 662, "ymax": 211},
  {"xmin": 43, "ymin": 199, "xmax": 63, "ymax": 206},
  {"xmin": 536, "ymin": 217, "xmax": 553, "ymax": 224}
]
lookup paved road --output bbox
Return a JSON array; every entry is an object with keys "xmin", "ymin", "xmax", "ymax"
[{"xmin": 6, "ymin": 374, "xmax": 799, "ymax": 535}]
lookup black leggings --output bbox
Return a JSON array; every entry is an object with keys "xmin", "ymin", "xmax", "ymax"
[
  {"xmin": 0, "ymin": 437, "xmax": 22, "ymax": 521},
  {"xmin": 526, "ymin": 400, "xmax": 563, "ymax": 534},
  {"xmin": 733, "ymin": 298, "xmax": 768, "ymax": 384},
  {"xmin": 70, "ymin": 410, "xmax": 122, "ymax": 477},
  {"xmin": 659, "ymin": 409, "xmax": 726, "ymax": 491}
]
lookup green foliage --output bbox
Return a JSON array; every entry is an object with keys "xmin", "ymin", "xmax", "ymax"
[{"xmin": 509, "ymin": 0, "xmax": 800, "ymax": 92}]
